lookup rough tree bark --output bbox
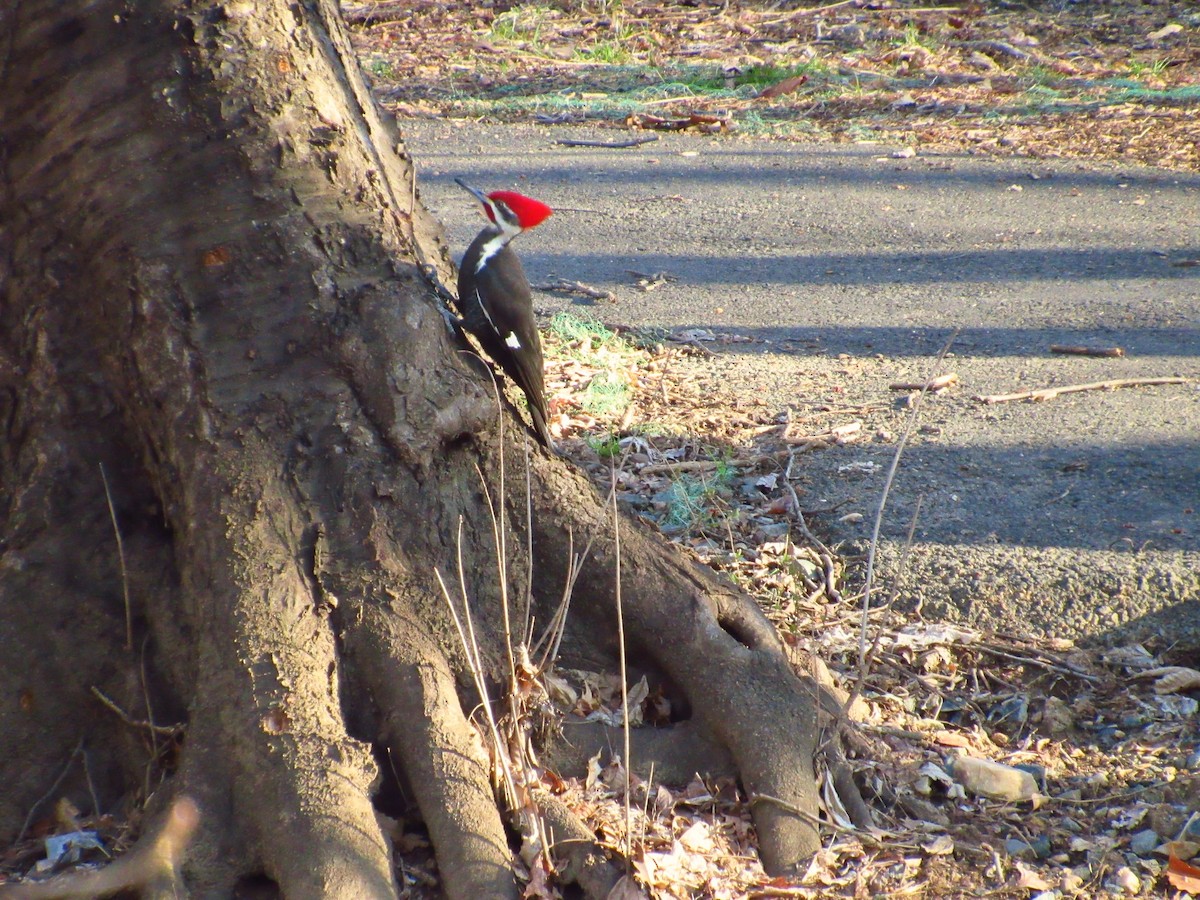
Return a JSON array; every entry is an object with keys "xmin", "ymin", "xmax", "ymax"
[{"xmin": 0, "ymin": 1, "xmax": 848, "ymax": 896}]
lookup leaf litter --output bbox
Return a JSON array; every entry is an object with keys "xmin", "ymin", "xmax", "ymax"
[
  {"xmin": 492, "ymin": 314, "xmax": 1200, "ymax": 898},
  {"xmin": 347, "ymin": 0, "xmax": 1200, "ymax": 171}
]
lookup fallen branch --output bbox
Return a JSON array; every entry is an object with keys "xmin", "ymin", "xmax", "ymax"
[
  {"xmin": 92, "ymin": 686, "xmax": 184, "ymax": 737},
  {"xmin": 975, "ymin": 376, "xmax": 1188, "ymax": 404},
  {"xmin": 784, "ymin": 422, "xmax": 862, "ymax": 448},
  {"xmin": 626, "ymin": 112, "xmax": 731, "ymax": 133},
  {"xmin": 1050, "ymin": 344, "xmax": 1125, "ymax": 358},
  {"xmin": 533, "ymin": 277, "xmax": 616, "ymax": 303},
  {"xmin": 889, "ymin": 373, "xmax": 959, "ymax": 392},
  {"xmin": 955, "ymin": 39, "xmax": 1039, "ymax": 62},
  {"xmin": 555, "ymin": 136, "xmax": 660, "ymax": 149}
]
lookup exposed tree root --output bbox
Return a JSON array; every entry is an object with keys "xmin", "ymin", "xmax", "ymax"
[
  {"xmin": 527, "ymin": 459, "xmax": 825, "ymax": 874},
  {"xmin": 534, "ymin": 789, "xmax": 624, "ymax": 899},
  {"xmin": 346, "ymin": 613, "xmax": 518, "ymax": 900}
]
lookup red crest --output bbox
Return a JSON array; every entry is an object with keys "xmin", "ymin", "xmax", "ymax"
[{"xmin": 489, "ymin": 191, "xmax": 553, "ymax": 229}]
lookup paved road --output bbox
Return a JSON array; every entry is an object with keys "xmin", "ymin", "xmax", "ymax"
[{"xmin": 406, "ymin": 120, "xmax": 1200, "ymax": 644}]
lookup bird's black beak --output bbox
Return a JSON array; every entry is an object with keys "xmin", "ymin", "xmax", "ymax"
[{"xmin": 455, "ymin": 177, "xmax": 489, "ymax": 206}]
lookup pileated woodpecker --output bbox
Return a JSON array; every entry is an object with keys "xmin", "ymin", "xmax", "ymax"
[{"xmin": 454, "ymin": 178, "xmax": 555, "ymax": 447}]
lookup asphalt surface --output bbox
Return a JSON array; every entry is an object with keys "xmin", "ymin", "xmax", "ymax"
[{"xmin": 405, "ymin": 120, "xmax": 1200, "ymax": 645}]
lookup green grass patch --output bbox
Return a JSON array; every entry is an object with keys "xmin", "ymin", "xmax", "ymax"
[
  {"xmin": 489, "ymin": 4, "xmax": 557, "ymax": 43},
  {"xmin": 365, "ymin": 58, "xmax": 395, "ymax": 80},
  {"xmin": 577, "ymin": 368, "xmax": 630, "ymax": 416},
  {"xmin": 544, "ymin": 311, "xmax": 639, "ymax": 417},
  {"xmin": 661, "ymin": 461, "xmax": 736, "ymax": 534},
  {"xmin": 546, "ymin": 311, "xmax": 630, "ymax": 351},
  {"xmin": 1126, "ymin": 58, "xmax": 1172, "ymax": 79},
  {"xmin": 669, "ymin": 61, "xmax": 827, "ymax": 94},
  {"xmin": 585, "ymin": 431, "xmax": 622, "ymax": 458}
]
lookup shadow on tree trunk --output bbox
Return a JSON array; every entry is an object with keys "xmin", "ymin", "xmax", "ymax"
[{"xmin": 0, "ymin": 0, "xmax": 867, "ymax": 897}]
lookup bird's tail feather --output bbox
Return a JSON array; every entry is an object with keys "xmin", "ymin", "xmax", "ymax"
[{"xmin": 527, "ymin": 399, "xmax": 554, "ymax": 450}]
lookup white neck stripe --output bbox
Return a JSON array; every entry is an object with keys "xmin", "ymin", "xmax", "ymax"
[{"xmin": 475, "ymin": 231, "xmax": 511, "ymax": 272}]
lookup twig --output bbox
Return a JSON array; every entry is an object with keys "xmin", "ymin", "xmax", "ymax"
[
  {"xmin": 889, "ymin": 373, "xmax": 958, "ymax": 392},
  {"xmin": 635, "ymin": 94, "xmax": 712, "ymax": 108},
  {"xmin": 976, "ymin": 645, "xmax": 1101, "ymax": 682},
  {"xmin": 955, "ymin": 39, "xmax": 1038, "ymax": 62},
  {"xmin": 747, "ymin": 792, "xmax": 827, "ymax": 829},
  {"xmin": 478, "ymin": 370, "xmax": 517, "ymax": 692},
  {"xmin": 783, "ymin": 453, "xmax": 842, "ymax": 604},
  {"xmin": 99, "ymin": 464, "xmax": 133, "ymax": 651},
  {"xmin": 675, "ymin": 339, "xmax": 716, "ymax": 357},
  {"xmin": 975, "ymin": 376, "xmax": 1188, "ymax": 404},
  {"xmin": 18, "ymin": 740, "xmax": 84, "ymax": 841},
  {"xmin": 850, "ymin": 329, "xmax": 960, "ymax": 716},
  {"xmin": 436, "ymin": 522, "xmax": 519, "ymax": 812},
  {"xmin": 1050, "ymin": 344, "xmax": 1125, "ymax": 358},
  {"xmin": 555, "ymin": 136, "xmax": 659, "ymax": 149},
  {"xmin": 91, "ymin": 687, "xmax": 183, "ymax": 737},
  {"xmin": 638, "ymin": 453, "xmax": 783, "ymax": 476},
  {"xmin": 784, "ymin": 421, "xmax": 862, "ymax": 447},
  {"xmin": 532, "ymin": 277, "xmax": 616, "ymax": 303},
  {"xmin": 757, "ymin": 0, "xmax": 859, "ymax": 25}
]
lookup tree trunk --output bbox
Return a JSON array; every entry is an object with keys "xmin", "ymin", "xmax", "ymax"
[{"xmin": 0, "ymin": 1, "xmax": 837, "ymax": 896}]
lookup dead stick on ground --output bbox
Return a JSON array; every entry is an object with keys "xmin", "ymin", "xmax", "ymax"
[
  {"xmin": 975, "ymin": 376, "xmax": 1188, "ymax": 404},
  {"xmin": 889, "ymin": 373, "xmax": 958, "ymax": 392},
  {"xmin": 849, "ymin": 329, "xmax": 960, "ymax": 718},
  {"xmin": 556, "ymin": 136, "xmax": 659, "ymax": 149},
  {"xmin": 1050, "ymin": 344, "xmax": 1125, "ymax": 358},
  {"xmin": 533, "ymin": 277, "xmax": 616, "ymax": 302}
]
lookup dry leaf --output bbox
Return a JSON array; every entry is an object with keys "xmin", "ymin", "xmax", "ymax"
[
  {"xmin": 1140, "ymin": 665, "xmax": 1200, "ymax": 694},
  {"xmin": 921, "ymin": 834, "xmax": 955, "ymax": 856},
  {"xmin": 1167, "ymin": 843, "xmax": 1200, "ymax": 892},
  {"xmin": 1014, "ymin": 860, "xmax": 1052, "ymax": 891},
  {"xmin": 757, "ymin": 74, "xmax": 808, "ymax": 99}
]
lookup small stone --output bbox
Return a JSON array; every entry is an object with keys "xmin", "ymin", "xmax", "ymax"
[
  {"xmin": 951, "ymin": 755, "xmax": 1039, "ymax": 802},
  {"xmin": 1129, "ymin": 828, "xmax": 1159, "ymax": 856},
  {"xmin": 1014, "ymin": 763, "xmax": 1047, "ymax": 791},
  {"xmin": 1005, "ymin": 837, "xmax": 1036, "ymax": 858},
  {"xmin": 1111, "ymin": 865, "xmax": 1140, "ymax": 894},
  {"xmin": 1147, "ymin": 23, "xmax": 1183, "ymax": 42},
  {"xmin": 1042, "ymin": 696, "xmax": 1075, "ymax": 734}
]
